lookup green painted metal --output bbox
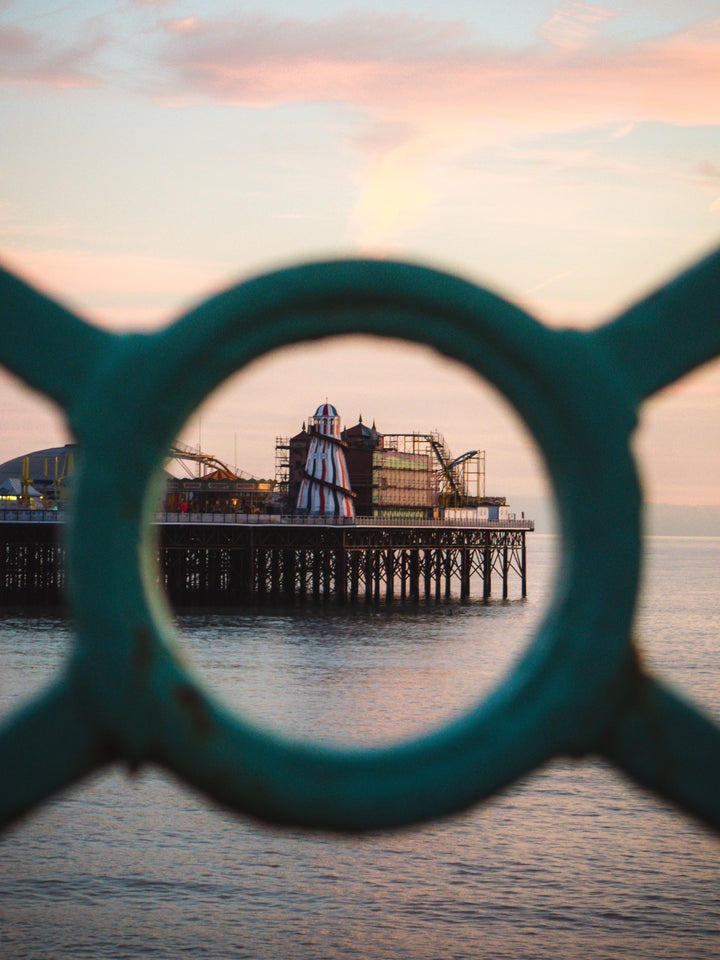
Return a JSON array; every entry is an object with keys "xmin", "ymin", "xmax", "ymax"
[{"xmin": 1, "ymin": 248, "xmax": 720, "ymax": 833}]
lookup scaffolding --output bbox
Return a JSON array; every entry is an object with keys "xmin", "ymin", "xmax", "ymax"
[
  {"xmin": 372, "ymin": 449, "xmax": 436, "ymax": 518},
  {"xmin": 276, "ymin": 428, "xmax": 491, "ymax": 517},
  {"xmin": 274, "ymin": 437, "xmax": 290, "ymax": 498},
  {"xmin": 379, "ymin": 432, "xmax": 486, "ymax": 507}
]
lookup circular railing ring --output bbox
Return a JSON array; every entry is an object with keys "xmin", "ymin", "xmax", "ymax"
[{"xmin": 60, "ymin": 258, "xmax": 642, "ymax": 831}]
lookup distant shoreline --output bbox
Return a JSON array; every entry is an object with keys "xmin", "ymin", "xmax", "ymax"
[{"xmin": 514, "ymin": 496, "xmax": 720, "ymax": 538}]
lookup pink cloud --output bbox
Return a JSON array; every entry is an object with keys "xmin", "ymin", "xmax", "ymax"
[
  {"xmin": 538, "ymin": 1, "xmax": 620, "ymax": 50},
  {"xmin": 160, "ymin": 10, "xmax": 467, "ymax": 62},
  {"xmin": 0, "ymin": 22, "xmax": 103, "ymax": 87},
  {"xmin": 1, "ymin": 248, "xmax": 234, "ymax": 329},
  {"xmin": 162, "ymin": 16, "xmax": 207, "ymax": 36},
  {"xmin": 156, "ymin": 11, "xmax": 720, "ymax": 128},
  {"xmin": 0, "ymin": 23, "xmax": 32, "ymax": 58},
  {"xmin": 154, "ymin": 9, "xmax": 720, "ymax": 248}
]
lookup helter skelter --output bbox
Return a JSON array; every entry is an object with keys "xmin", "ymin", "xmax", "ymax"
[{"xmin": 296, "ymin": 402, "xmax": 356, "ymax": 518}]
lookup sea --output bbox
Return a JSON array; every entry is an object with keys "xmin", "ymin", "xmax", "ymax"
[{"xmin": 1, "ymin": 533, "xmax": 719, "ymax": 960}]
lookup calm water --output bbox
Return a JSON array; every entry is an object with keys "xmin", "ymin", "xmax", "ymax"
[{"xmin": 1, "ymin": 535, "xmax": 719, "ymax": 959}]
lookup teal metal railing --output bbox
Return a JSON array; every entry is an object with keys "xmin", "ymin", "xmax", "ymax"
[{"xmin": 1, "ymin": 248, "xmax": 720, "ymax": 833}]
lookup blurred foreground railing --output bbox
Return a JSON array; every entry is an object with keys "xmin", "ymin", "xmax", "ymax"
[{"xmin": 1, "ymin": 248, "xmax": 719, "ymax": 836}]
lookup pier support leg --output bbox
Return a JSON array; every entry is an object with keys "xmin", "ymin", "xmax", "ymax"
[
  {"xmin": 410, "ymin": 550, "xmax": 420, "ymax": 601},
  {"xmin": 335, "ymin": 548, "xmax": 347, "ymax": 603},
  {"xmin": 423, "ymin": 550, "xmax": 432, "ymax": 599},
  {"xmin": 312, "ymin": 551, "xmax": 321, "ymax": 600},
  {"xmin": 322, "ymin": 550, "xmax": 331, "ymax": 601},
  {"xmin": 298, "ymin": 550, "xmax": 307, "ymax": 599},
  {"xmin": 283, "ymin": 549, "xmax": 296, "ymax": 601},
  {"xmin": 385, "ymin": 548, "xmax": 394, "ymax": 601},
  {"xmin": 483, "ymin": 544, "xmax": 492, "ymax": 600},
  {"xmin": 256, "ymin": 549, "xmax": 267, "ymax": 603},
  {"xmin": 230, "ymin": 548, "xmax": 252, "ymax": 602},
  {"xmin": 460, "ymin": 550, "xmax": 470, "ymax": 600},
  {"xmin": 270, "ymin": 550, "xmax": 281, "ymax": 600},
  {"xmin": 350, "ymin": 551, "xmax": 359, "ymax": 600}
]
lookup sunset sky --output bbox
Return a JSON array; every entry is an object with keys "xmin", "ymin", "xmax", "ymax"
[{"xmin": 1, "ymin": 0, "xmax": 719, "ymax": 507}]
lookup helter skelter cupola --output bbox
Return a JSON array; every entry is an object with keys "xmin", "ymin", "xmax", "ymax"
[{"xmin": 296, "ymin": 402, "xmax": 356, "ymax": 518}]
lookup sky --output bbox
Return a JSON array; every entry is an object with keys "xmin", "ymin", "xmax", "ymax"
[{"xmin": 1, "ymin": 0, "xmax": 719, "ymax": 509}]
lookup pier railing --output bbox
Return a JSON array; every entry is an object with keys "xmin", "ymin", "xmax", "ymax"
[
  {"xmin": 0, "ymin": 508, "xmax": 533, "ymax": 530},
  {"xmin": 1, "ymin": 248, "xmax": 720, "ymax": 837},
  {"xmin": 0, "ymin": 509, "xmax": 63, "ymax": 522},
  {"xmin": 157, "ymin": 512, "xmax": 535, "ymax": 529}
]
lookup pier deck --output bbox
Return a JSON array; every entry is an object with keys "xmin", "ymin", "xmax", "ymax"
[{"xmin": 0, "ymin": 511, "xmax": 533, "ymax": 605}]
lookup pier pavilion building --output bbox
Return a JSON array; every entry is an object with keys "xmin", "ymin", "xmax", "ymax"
[
  {"xmin": 277, "ymin": 407, "xmax": 510, "ymax": 523},
  {"xmin": 0, "ymin": 444, "xmax": 75, "ymax": 507},
  {"xmin": 0, "ymin": 403, "xmax": 531, "ymax": 604}
]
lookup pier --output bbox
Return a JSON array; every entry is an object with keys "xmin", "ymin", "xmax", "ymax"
[{"xmin": 0, "ymin": 511, "xmax": 532, "ymax": 605}]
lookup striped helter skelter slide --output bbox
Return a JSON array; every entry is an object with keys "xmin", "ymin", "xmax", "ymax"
[{"xmin": 296, "ymin": 402, "xmax": 356, "ymax": 518}]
